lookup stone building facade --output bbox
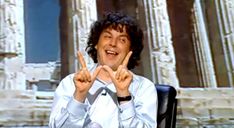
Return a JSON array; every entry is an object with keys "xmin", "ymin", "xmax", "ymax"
[{"xmin": 0, "ymin": 0, "xmax": 233, "ymax": 127}]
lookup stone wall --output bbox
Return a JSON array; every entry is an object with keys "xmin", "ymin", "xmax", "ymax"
[
  {"xmin": 0, "ymin": 90, "xmax": 53, "ymax": 127},
  {"xmin": 1, "ymin": 87, "xmax": 234, "ymax": 127},
  {"xmin": 176, "ymin": 88, "xmax": 234, "ymax": 127}
]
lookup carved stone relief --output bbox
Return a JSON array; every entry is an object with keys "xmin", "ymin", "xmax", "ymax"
[
  {"xmin": 0, "ymin": 0, "xmax": 25, "ymax": 90},
  {"xmin": 143, "ymin": 0, "xmax": 179, "ymax": 87},
  {"xmin": 71, "ymin": 0, "xmax": 97, "ymax": 71}
]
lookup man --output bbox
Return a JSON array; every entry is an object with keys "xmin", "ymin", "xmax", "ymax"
[{"xmin": 49, "ymin": 12, "xmax": 157, "ymax": 128}]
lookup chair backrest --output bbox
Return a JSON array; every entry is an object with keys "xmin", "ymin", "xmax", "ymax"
[{"xmin": 156, "ymin": 84, "xmax": 177, "ymax": 128}]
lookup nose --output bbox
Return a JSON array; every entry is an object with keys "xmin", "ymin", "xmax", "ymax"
[{"xmin": 109, "ymin": 38, "xmax": 117, "ymax": 47}]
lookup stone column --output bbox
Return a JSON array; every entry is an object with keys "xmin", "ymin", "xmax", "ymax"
[
  {"xmin": 0, "ymin": 0, "xmax": 26, "ymax": 90},
  {"xmin": 71, "ymin": 0, "xmax": 97, "ymax": 72},
  {"xmin": 143, "ymin": 0, "xmax": 179, "ymax": 87},
  {"xmin": 191, "ymin": 0, "xmax": 217, "ymax": 88},
  {"xmin": 214, "ymin": 0, "xmax": 234, "ymax": 86}
]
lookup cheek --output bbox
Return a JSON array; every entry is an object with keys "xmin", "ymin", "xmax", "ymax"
[
  {"xmin": 122, "ymin": 43, "xmax": 131, "ymax": 52},
  {"xmin": 96, "ymin": 39, "xmax": 106, "ymax": 49}
]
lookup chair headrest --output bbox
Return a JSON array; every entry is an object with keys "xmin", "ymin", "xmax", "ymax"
[{"xmin": 155, "ymin": 84, "xmax": 177, "ymax": 123}]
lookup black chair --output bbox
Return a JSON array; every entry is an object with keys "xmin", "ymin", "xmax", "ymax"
[{"xmin": 156, "ymin": 84, "xmax": 177, "ymax": 128}]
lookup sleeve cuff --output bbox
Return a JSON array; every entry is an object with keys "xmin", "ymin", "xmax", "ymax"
[
  {"xmin": 67, "ymin": 97, "xmax": 88, "ymax": 117},
  {"xmin": 119, "ymin": 99, "xmax": 135, "ymax": 120}
]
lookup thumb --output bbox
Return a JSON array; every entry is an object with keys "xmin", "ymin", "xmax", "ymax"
[{"xmin": 92, "ymin": 65, "xmax": 102, "ymax": 80}]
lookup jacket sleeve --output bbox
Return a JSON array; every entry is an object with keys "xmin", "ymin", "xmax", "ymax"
[
  {"xmin": 49, "ymin": 74, "xmax": 91, "ymax": 128},
  {"xmin": 119, "ymin": 78, "xmax": 158, "ymax": 128}
]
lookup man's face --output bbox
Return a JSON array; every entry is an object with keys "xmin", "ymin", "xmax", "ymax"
[{"xmin": 95, "ymin": 27, "xmax": 131, "ymax": 71}]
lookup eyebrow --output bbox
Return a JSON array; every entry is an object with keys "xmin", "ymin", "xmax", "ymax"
[
  {"xmin": 119, "ymin": 33, "xmax": 130, "ymax": 40},
  {"xmin": 102, "ymin": 30, "xmax": 111, "ymax": 34}
]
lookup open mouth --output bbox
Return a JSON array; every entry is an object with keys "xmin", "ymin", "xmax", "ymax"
[{"xmin": 106, "ymin": 50, "xmax": 118, "ymax": 55}]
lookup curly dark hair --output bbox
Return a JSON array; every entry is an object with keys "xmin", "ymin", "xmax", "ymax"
[{"xmin": 86, "ymin": 12, "xmax": 144, "ymax": 70}]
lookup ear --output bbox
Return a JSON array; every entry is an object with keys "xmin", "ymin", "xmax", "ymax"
[{"xmin": 95, "ymin": 45, "xmax": 97, "ymax": 49}]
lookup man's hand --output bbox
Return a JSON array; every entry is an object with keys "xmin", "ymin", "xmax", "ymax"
[
  {"xmin": 103, "ymin": 51, "xmax": 133, "ymax": 97},
  {"xmin": 73, "ymin": 51, "xmax": 102, "ymax": 102}
]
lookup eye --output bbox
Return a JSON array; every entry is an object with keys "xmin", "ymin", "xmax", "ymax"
[
  {"xmin": 119, "ymin": 37, "xmax": 127, "ymax": 44},
  {"xmin": 103, "ymin": 33, "xmax": 111, "ymax": 39}
]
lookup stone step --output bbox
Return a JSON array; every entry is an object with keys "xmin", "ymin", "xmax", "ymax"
[
  {"xmin": 0, "ymin": 108, "xmax": 50, "ymax": 119},
  {"xmin": 0, "ymin": 108, "xmax": 50, "ymax": 127},
  {"xmin": 0, "ymin": 90, "xmax": 35, "ymax": 99},
  {"xmin": 0, "ymin": 120, "xmax": 49, "ymax": 127},
  {"xmin": 176, "ymin": 117, "xmax": 234, "ymax": 127},
  {"xmin": 35, "ymin": 91, "xmax": 54, "ymax": 100},
  {"xmin": 0, "ymin": 90, "xmax": 53, "ymax": 127},
  {"xmin": 177, "ymin": 88, "xmax": 234, "ymax": 98},
  {"xmin": 0, "ymin": 90, "xmax": 54, "ymax": 100},
  {"xmin": 176, "ymin": 88, "xmax": 234, "ymax": 120},
  {"xmin": 177, "ymin": 97, "xmax": 234, "ymax": 108},
  {"xmin": 0, "ymin": 99, "xmax": 53, "ymax": 110},
  {"xmin": 177, "ymin": 106, "xmax": 234, "ymax": 118}
]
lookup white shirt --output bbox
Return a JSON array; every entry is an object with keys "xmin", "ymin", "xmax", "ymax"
[{"xmin": 49, "ymin": 66, "xmax": 158, "ymax": 128}]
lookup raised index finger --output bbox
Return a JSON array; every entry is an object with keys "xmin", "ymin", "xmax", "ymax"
[
  {"xmin": 77, "ymin": 51, "xmax": 87, "ymax": 68},
  {"xmin": 122, "ymin": 51, "xmax": 133, "ymax": 67}
]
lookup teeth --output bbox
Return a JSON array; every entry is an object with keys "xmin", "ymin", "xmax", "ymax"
[{"xmin": 106, "ymin": 50, "xmax": 117, "ymax": 55}]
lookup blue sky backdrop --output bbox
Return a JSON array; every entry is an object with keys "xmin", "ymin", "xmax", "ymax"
[{"xmin": 24, "ymin": 0, "xmax": 60, "ymax": 63}]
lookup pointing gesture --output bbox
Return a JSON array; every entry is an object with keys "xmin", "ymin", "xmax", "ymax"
[
  {"xmin": 73, "ymin": 51, "xmax": 102, "ymax": 102},
  {"xmin": 103, "ymin": 51, "xmax": 133, "ymax": 97}
]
